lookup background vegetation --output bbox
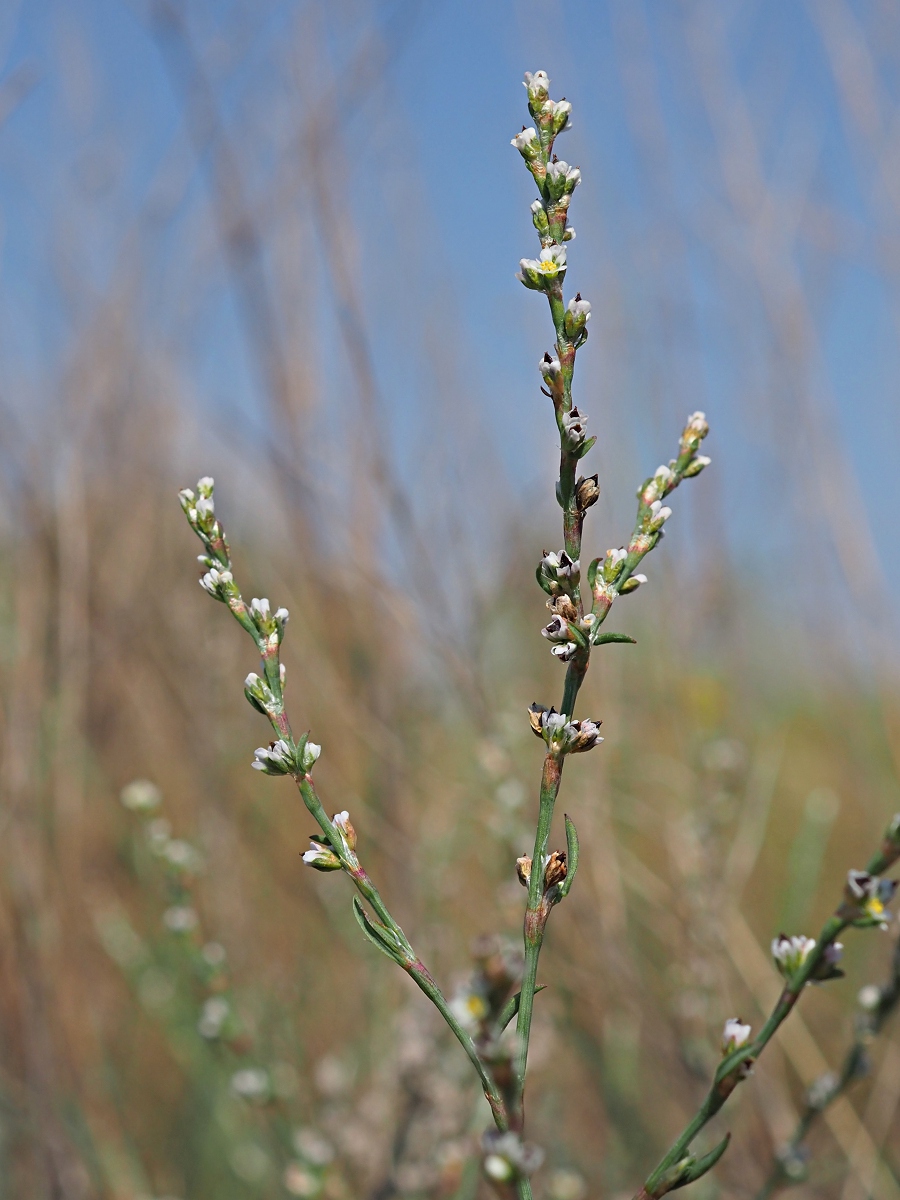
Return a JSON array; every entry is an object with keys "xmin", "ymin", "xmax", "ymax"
[{"xmin": 2, "ymin": 2, "xmax": 900, "ymax": 1197}]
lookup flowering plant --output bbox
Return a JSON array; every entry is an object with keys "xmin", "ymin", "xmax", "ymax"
[{"xmin": 179, "ymin": 71, "xmax": 900, "ymax": 1199}]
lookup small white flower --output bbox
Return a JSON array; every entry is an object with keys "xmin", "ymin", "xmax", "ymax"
[
  {"xmin": 858, "ymin": 984, "xmax": 882, "ymax": 1011},
  {"xmin": 332, "ymin": 810, "xmax": 357, "ymax": 852},
  {"xmin": 549, "ymin": 98, "xmax": 572, "ymax": 132},
  {"xmin": 199, "ymin": 567, "xmax": 233, "ymax": 597},
  {"xmin": 566, "ymin": 295, "xmax": 591, "ymax": 321},
  {"xmin": 195, "ymin": 496, "xmax": 214, "ymax": 520},
  {"xmin": 198, "ymin": 996, "xmax": 230, "ymax": 1038},
  {"xmin": 120, "ymin": 779, "xmax": 162, "ymax": 812},
  {"xmin": 252, "ymin": 740, "xmax": 294, "ymax": 775},
  {"xmin": 511, "ymin": 126, "xmax": 540, "ymax": 155},
  {"xmin": 545, "ymin": 160, "xmax": 581, "ymax": 195},
  {"xmin": 163, "ymin": 839, "xmax": 203, "ymax": 873},
  {"xmin": 146, "ymin": 817, "xmax": 171, "ymax": 852},
  {"xmin": 551, "ymin": 642, "xmax": 578, "ymax": 661},
  {"xmin": 721, "ymin": 1018, "xmax": 752, "ymax": 1054},
  {"xmin": 542, "ymin": 615, "xmax": 573, "ymax": 645},
  {"xmin": 283, "ymin": 1162, "xmax": 320, "ymax": 1196},
  {"xmin": 251, "ymin": 597, "xmax": 270, "ymax": 620},
  {"xmin": 807, "ymin": 1071, "xmax": 838, "ymax": 1110},
  {"xmin": 196, "ymin": 475, "xmax": 214, "ymax": 492},
  {"xmin": 539, "ymin": 354, "xmax": 562, "ymax": 384},
  {"xmin": 648, "ymin": 501, "xmax": 672, "ymax": 530},
  {"xmin": 302, "ymin": 839, "xmax": 342, "ymax": 872},
  {"xmin": 293, "ymin": 1127, "xmax": 335, "ymax": 1166},
  {"xmin": 231, "ymin": 1067, "xmax": 269, "ymax": 1099},
  {"xmin": 485, "ymin": 1154, "xmax": 515, "ymax": 1182},
  {"xmin": 523, "ymin": 70, "xmax": 550, "ymax": 103},
  {"xmin": 682, "ymin": 411, "xmax": 710, "ymax": 445},
  {"xmin": 517, "ymin": 245, "xmax": 567, "ymax": 289},
  {"xmin": 301, "ymin": 741, "xmax": 322, "ymax": 771},
  {"xmin": 163, "ymin": 905, "xmax": 199, "ymax": 933},
  {"xmin": 201, "ymin": 941, "xmax": 226, "ymax": 966},
  {"xmin": 772, "ymin": 934, "xmax": 816, "ymax": 977}
]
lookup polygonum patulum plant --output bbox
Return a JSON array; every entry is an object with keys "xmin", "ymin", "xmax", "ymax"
[{"xmin": 179, "ymin": 71, "xmax": 900, "ymax": 1200}]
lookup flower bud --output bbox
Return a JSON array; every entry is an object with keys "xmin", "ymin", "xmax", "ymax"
[
  {"xmin": 619, "ymin": 573, "xmax": 647, "ymax": 594},
  {"xmin": 542, "ymin": 850, "xmax": 567, "ymax": 890},
  {"xmin": 120, "ymin": 779, "xmax": 162, "ymax": 812},
  {"xmin": 511, "ymin": 126, "xmax": 541, "ymax": 161},
  {"xmin": 561, "ymin": 407, "xmax": 588, "ymax": 454},
  {"xmin": 575, "ymin": 474, "xmax": 599, "ymax": 511},
  {"xmin": 302, "ymin": 839, "xmax": 342, "ymax": 871},
  {"xmin": 548, "ymin": 98, "xmax": 572, "ymax": 136},
  {"xmin": 859, "ymin": 984, "xmax": 882, "ymax": 1011},
  {"xmin": 684, "ymin": 454, "xmax": 711, "ymax": 478},
  {"xmin": 516, "ymin": 855, "xmax": 532, "ymax": 887},
  {"xmin": 539, "ymin": 352, "xmax": 563, "ymax": 391},
  {"xmin": 681, "ymin": 410, "xmax": 710, "ymax": 453},
  {"xmin": 548, "ymin": 593, "xmax": 578, "ymax": 622},
  {"xmin": 647, "ymin": 500, "xmax": 672, "ymax": 532},
  {"xmin": 530, "ymin": 198, "xmax": 549, "ymax": 237},
  {"xmin": 564, "ymin": 294, "xmax": 591, "ymax": 340},
  {"xmin": 721, "ymin": 1018, "xmax": 751, "ymax": 1055},
  {"xmin": 300, "ymin": 740, "xmax": 322, "ymax": 772},
  {"xmin": 199, "ymin": 567, "xmax": 235, "ymax": 602},
  {"xmin": 771, "ymin": 933, "xmax": 816, "ymax": 978},
  {"xmin": 537, "ymin": 549, "xmax": 580, "ymax": 596},
  {"xmin": 252, "ymin": 740, "xmax": 295, "ymax": 775},
  {"xmin": 523, "ymin": 70, "xmax": 550, "ymax": 108},
  {"xmin": 544, "ymin": 159, "xmax": 581, "ymax": 201},
  {"xmin": 332, "ymin": 810, "xmax": 357, "ymax": 852}
]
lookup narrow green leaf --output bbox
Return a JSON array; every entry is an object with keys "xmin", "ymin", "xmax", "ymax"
[
  {"xmin": 676, "ymin": 1133, "xmax": 731, "ymax": 1190},
  {"xmin": 352, "ymin": 897, "xmax": 406, "ymax": 967},
  {"xmin": 497, "ymin": 985, "xmax": 548, "ymax": 1031},
  {"xmin": 593, "ymin": 631, "xmax": 637, "ymax": 646},
  {"xmin": 558, "ymin": 814, "xmax": 579, "ymax": 898},
  {"xmin": 586, "ymin": 557, "xmax": 601, "ymax": 590}
]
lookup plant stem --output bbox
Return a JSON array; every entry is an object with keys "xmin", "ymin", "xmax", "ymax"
[
  {"xmin": 515, "ymin": 755, "xmax": 562, "ymax": 1091},
  {"xmin": 637, "ymin": 916, "xmax": 848, "ymax": 1199},
  {"xmin": 297, "ymin": 773, "xmax": 510, "ymax": 1130}
]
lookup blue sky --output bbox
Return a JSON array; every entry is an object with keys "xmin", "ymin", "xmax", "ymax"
[{"xmin": 1, "ymin": 0, "xmax": 898, "ymax": 654}]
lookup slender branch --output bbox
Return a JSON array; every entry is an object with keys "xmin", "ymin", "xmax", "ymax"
[
  {"xmin": 634, "ymin": 828, "xmax": 900, "ymax": 1200},
  {"xmin": 176, "ymin": 482, "xmax": 510, "ymax": 1135},
  {"xmin": 754, "ymin": 932, "xmax": 900, "ymax": 1199}
]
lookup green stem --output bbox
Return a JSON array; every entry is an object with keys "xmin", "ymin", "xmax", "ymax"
[
  {"xmin": 409, "ymin": 957, "xmax": 510, "ymax": 1131},
  {"xmin": 637, "ymin": 916, "xmax": 849, "ymax": 1199},
  {"xmin": 515, "ymin": 753, "xmax": 565, "ymax": 1111},
  {"xmin": 297, "ymin": 774, "xmax": 510, "ymax": 1130}
]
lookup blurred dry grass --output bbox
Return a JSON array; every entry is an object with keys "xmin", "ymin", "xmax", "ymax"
[{"xmin": 3, "ymin": 2, "xmax": 900, "ymax": 1198}]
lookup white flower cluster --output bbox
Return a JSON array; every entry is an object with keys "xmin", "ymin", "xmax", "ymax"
[{"xmin": 528, "ymin": 704, "xmax": 602, "ymax": 754}]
